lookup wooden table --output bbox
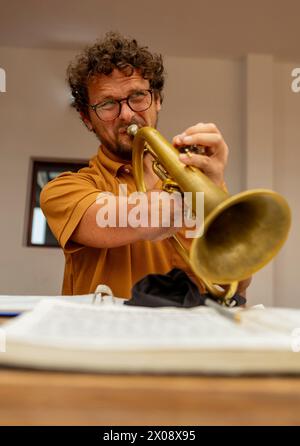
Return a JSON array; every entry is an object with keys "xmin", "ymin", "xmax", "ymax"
[
  {"xmin": 1, "ymin": 319, "xmax": 300, "ymax": 425},
  {"xmin": 0, "ymin": 370, "xmax": 300, "ymax": 425}
]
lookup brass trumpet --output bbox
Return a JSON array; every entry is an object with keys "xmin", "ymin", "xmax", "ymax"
[{"xmin": 127, "ymin": 125, "xmax": 291, "ymax": 304}]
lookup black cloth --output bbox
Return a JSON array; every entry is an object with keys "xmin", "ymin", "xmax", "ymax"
[{"xmin": 125, "ymin": 268, "xmax": 246, "ymax": 308}]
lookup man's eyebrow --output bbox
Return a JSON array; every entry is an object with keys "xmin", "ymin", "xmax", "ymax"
[
  {"xmin": 96, "ymin": 88, "xmax": 147, "ymax": 104},
  {"xmin": 96, "ymin": 94, "xmax": 116, "ymax": 103}
]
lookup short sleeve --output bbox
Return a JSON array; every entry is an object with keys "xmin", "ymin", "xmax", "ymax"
[{"xmin": 40, "ymin": 171, "xmax": 104, "ymax": 252}]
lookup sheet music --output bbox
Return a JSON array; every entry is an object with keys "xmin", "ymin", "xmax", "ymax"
[
  {"xmin": 0, "ymin": 294, "xmax": 124, "ymax": 311},
  {"xmin": 4, "ymin": 299, "xmax": 300, "ymax": 351}
]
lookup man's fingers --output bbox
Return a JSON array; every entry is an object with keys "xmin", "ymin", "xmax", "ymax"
[
  {"xmin": 172, "ymin": 122, "xmax": 220, "ymax": 145},
  {"xmin": 173, "ymin": 133, "xmax": 224, "ymax": 153},
  {"xmin": 172, "ymin": 122, "xmax": 228, "ymax": 188},
  {"xmin": 179, "ymin": 153, "xmax": 211, "ymax": 170},
  {"xmin": 179, "ymin": 132, "xmax": 223, "ymax": 147},
  {"xmin": 184, "ymin": 122, "xmax": 219, "ymax": 135}
]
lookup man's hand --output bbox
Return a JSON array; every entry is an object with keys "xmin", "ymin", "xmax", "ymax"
[
  {"xmin": 139, "ymin": 190, "xmax": 184, "ymax": 242},
  {"xmin": 172, "ymin": 122, "xmax": 228, "ymax": 188}
]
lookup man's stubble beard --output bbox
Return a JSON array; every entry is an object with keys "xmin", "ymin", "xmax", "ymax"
[
  {"xmin": 94, "ymin": 115, "xmax": 159, "ymax": 162},
  {"xmin": 111, "ymin": 133, "xmax": 134, "ymax": 161}
]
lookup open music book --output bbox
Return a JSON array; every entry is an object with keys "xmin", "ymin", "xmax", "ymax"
[
  {"xmin": 0, "ymin": 290, "xmax": 120, "ymax": 314},
  {"xmin": 1, "ymin": 298, "xmax": 300, "ymax": 374}
]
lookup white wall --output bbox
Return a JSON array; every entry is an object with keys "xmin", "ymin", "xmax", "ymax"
[
  {"xmin": 241, "ymin": 56, "xmax": 300, "ymax": 307},
  {"xmin": 0, "ymin": 47, "xmax": 96, "ymax": 295},
  {"xmin": 0, "ymin": 46, "xmax": 299, "ymax": 307},
  {"xmin": 273, "ymin": 60, "xmax": 300, "ymax": 308},
  {"xmin": 244, "ymin": 55, "xmax": 275, "ymax": 307},
  {"xmin": 161, "ymin": 56, "xmax": 244, "ymax": 194}
]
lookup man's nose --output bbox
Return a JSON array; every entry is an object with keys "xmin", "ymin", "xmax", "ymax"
[{"xmin": 118, "ymin": 101, "xmax": 135, "ymax": 121}]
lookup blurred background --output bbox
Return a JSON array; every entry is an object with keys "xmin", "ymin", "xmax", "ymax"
[{"xmin": 0, "ymin": 0, "xmax": 299, "ymax": 307}]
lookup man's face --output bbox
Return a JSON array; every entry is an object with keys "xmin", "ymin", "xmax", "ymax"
[{"xmin": 84, "ymin": 69, "xmax": 161, "ymax": 160}]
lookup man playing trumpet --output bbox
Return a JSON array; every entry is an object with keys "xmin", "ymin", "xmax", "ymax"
[{"xmin": 40, "ymin": 32, "xmax": 251, "ymax": 299}]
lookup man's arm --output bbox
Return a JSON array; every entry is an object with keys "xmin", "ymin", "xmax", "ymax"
[
  {"xmin": 71, "ymin": 191, "xmax": 183, "ymax": 248},
  {"xmin": 73, "ymin": 122, "xmax": 228, "ymax": 249}
]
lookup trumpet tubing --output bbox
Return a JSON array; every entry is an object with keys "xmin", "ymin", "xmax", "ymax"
[{"xmin": 127, "ymin": 125, "xmax": 291, "ymax": 301}]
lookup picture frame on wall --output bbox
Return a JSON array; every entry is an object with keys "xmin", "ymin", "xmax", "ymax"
[{"xmin": 26, "ymin": 158, "xmax": 88, "ymax": 247}]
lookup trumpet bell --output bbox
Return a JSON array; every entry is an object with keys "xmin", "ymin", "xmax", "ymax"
[
  {"xmin": 127, "ymin": 124, "xmax": 291, "ymax": 301},
  {"xmin": 190, "ymin": 189, "xmax": 291, "ymax": 284}
]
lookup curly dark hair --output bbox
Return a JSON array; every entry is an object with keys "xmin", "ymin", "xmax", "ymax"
[{"xmin": 67, "ymin": 31, "xmax": 165, "ymax": 118}]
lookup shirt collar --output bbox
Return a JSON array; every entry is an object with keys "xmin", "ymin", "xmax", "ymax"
[{"xmin": 97, "ymin": 145, "xmax": 132, "ymax": 177}]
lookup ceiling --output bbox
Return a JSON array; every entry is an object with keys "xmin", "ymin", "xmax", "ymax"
[{"xmin": 0, "ymin": 0, "xmax": 299, "ymax": 61}]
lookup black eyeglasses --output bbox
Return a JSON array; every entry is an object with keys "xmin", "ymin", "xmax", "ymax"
[{"xmin": 89, "ymin": 89, "xmax": 153, "ymax": 122}]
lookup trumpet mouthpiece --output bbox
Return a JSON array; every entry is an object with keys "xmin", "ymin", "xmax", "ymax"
[{"xmin": 127, "ymin": 124, "xmax": 139, "ymax": 136}]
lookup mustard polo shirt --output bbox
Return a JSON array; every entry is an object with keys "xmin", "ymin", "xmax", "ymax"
[{"xmin": 40, "ymin": 146, "xmax": 202, "ymax": 298}]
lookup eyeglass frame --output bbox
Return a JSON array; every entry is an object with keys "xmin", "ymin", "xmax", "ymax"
[{"xmin": 89, "ymin": 89, "xmax": 154, "ymax": 122}]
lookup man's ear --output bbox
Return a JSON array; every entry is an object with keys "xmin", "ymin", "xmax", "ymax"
[
  {"xmin": 80, "ymin": 112, "xmax": 94, "ymax": 131},
  {"xmin": 156, "ymin": 99, "xmax": 162, "ymax": 113},
  {"xmin": 154, "ymin": 94, "xmax": 162, "ymax": 113}
]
